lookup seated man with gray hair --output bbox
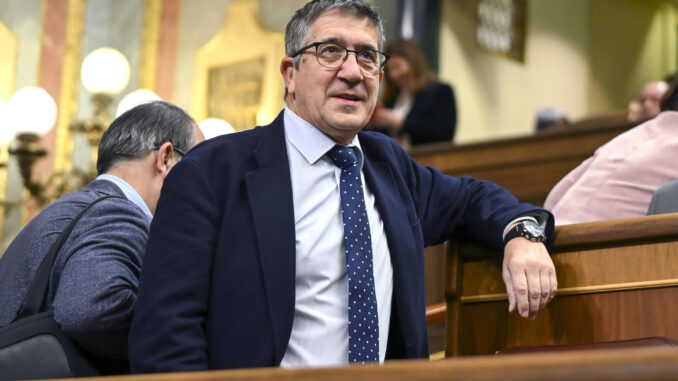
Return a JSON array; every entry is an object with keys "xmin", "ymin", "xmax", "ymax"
[{"xmin": 0, "ymin": 101, "xmax": 204, "ymax": 374}]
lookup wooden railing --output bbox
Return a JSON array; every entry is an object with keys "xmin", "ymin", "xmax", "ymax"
[
  {"xmin": 425, "ymin": 302, "xmax": 446, "ymax": 325},
  {"xmin": 445, "ymin": 213, "xmax": 678, "ymax": 356},
  {"xmin": 414, "ymin": 116, "xmax": 643, "ymax": 355},
  {"xmin": 70, "ymin": 347, "xmax": 678, "ymax": 380}
]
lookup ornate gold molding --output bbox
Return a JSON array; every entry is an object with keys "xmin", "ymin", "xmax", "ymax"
[
  {"xmin": 139, "ymin": 0, "xmax": 162, "ymax": 91},
  {"xmin": 54, "ymin": 0, "xmax": 86, "ymax": 175},
  {"xmin": 0, "ymin": 22, "xmax": 16, "ymax": 102},
  {"xmin": 0, "ymin": 21, "xmax": 17, "ymax": 239},
  {"xmin": 191, "ymin": 0, "xmax": 285, "ymax": 130}
]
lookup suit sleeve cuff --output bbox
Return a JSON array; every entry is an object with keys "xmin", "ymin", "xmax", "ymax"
[{"xmin": 502, "ymin": 211, "xmax": 549, "ymax": 240}]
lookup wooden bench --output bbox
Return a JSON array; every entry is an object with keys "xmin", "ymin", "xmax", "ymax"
[{"xmin": 444, "ymin": 213, "xmax": 678, "ymax": 356}]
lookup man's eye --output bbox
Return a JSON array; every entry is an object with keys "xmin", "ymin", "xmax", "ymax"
[
  {"xmin": 320, "ymin": 44, "xmax": 342, "ymax": 54},
  {"xmin": 358, "ymin": 51, "xmax": 377, "ymax": 62}
]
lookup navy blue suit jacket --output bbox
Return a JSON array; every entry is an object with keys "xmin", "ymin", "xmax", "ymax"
[{"xmin": 129, "ymin": 112, "xmax": 553, "ymax": 372}]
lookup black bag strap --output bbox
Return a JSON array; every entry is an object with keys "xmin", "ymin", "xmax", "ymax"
[{"xmin": 14, "ymin": 195, "xmax": 124, "ymax": 321}]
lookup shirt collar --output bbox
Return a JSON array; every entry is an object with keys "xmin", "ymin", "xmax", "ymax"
[
  {"xmin": 96, "ymin": 174, "xmax": 153, "ymax": 222},
  {"xmin": 283, "ymin": 107, "xmax": 363, "ymax": 166}
]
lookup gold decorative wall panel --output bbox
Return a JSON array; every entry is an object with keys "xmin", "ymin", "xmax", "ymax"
[
  {"xmin": 54, "ymin": 0, "xmax": 85, "ymax": 175},
  {"xmin": 207, "ymin": 57, "xmax": 265, "ymax": 132},
  {"xmin": 191, "ymin": 0, "xmax": 285, "ymax": 130},
  {"xmin": 0, "ymin": 21, "xmax": 17, "ymax": 240},
  {"xmin": 140, "ymin": 0, "xmax": 162, "ymax": 91},
  {"xmin": 0, "ymin": 22, "xmax": 17, "ymax": 102}
]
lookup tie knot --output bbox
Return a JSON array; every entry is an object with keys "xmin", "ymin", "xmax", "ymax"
[{"xmin": 327, "ymin": 145, "xmax": 360, "ymax": 170}]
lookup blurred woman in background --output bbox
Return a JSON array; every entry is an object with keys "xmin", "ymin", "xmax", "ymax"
[{"xmin": 369, "ymin": 39, "xmax": 457, "ymax": 146}]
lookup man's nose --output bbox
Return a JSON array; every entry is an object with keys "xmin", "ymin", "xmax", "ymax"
[{"xmin": 337, "ymin": 52, "xmax": 364, "ymax": 81}]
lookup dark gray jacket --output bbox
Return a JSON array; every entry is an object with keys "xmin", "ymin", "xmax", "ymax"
[
  {"xmin": 647, "ymin": 179, "xmax": 678, "ymax": 215},
  {"xmin": 0, "ymin": 179, "xmax": 149, "ymax": 371}
]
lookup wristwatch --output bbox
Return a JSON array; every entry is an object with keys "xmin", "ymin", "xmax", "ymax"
[{"xmin": 504, "ymin": 220, "xmax": 546, "ymax": 245}]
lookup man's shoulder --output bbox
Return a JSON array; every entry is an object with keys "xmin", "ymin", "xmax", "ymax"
[
  {"xmin": 187, "ymin": 119, "xmax": 282, "ymax": 163},
  {"xmin": 593, "ymin": 111, "xmax": 678, "ymax": 160},
  {"xmin": 36, "ymin": 181, "xmax": 148, "ymax": 234},
  {"xmin": 655, "ymin": 179, "xmax": 678, "ymax": 197},
  {"xmin": 58, "ymin": 181, "xmax": 137, "ymax": 212}
]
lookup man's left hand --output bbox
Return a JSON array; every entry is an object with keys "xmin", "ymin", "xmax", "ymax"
[{"xmin": 502, "ymin": 238, "xmax": 557, "ymax": 320}]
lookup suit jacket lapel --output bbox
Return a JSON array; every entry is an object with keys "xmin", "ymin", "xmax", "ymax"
[
  {"xmin": 361, "ymin": 141, "xmax": 421, "ymax": 358},
  {"xmin": 245, "ymin": 114, "xmax": 296, "ymax": 364}
]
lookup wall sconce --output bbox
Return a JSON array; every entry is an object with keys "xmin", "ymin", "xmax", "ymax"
[
  {"xmin": 5, "ymin": 47, "xmax": 131, "ymax": 207},
  {"xmin": 72, "ymin": 47, "xmax": 131, "ymax": 147},
  {"xmin": 6, "ymin": 86, "xmax": 58, "ymax": 206}
]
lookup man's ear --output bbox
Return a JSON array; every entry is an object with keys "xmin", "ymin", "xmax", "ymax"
[
  {"xmin": 154, "ymin": 141, "xmax": 174, "ymax": 175},
  {"xmin": 280, "ymin": 57, "xmax": 296, "ymax": 96}
]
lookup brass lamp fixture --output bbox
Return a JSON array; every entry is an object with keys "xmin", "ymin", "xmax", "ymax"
[
  {"xmin": 6, "ymin": 86, "xmax": 58, "ymax": 206},
  {"xmin": 71, "ymin": 47, "xmax": 131, "ymax": 148},
  {"xmin": 6, "ymin": 47, "xmax": 131, "ymax": 207}
]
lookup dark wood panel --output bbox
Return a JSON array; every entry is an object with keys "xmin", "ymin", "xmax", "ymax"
[
  {"xmin": 459, "ymin": 287, "xmax": 678, "ymax": 356},
  {"xmin": 447, "ymin": 214, "xmax": 678, "ymax": 358},
  {"xmin": 457, "ymin": 214, "xmax": 678, "ymax": 299},
  {"xmin": 410, "ymin": 120, "xmax": 636, "ymax": 206},
  {"xmin": 410, "ymin": 120, "xmax": 635, "ymax": 173},
  {"xmin": 425, "ymin": 244, "xmax": 446, "ymax": 305}
]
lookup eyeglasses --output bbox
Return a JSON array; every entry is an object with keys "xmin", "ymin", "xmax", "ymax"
[
  {"xmin": 153, "ymin": 145, "xmax": 186, "ymax": 158},
  {"xmin": 291, "ymin": 41, "xmax": 389, "ymax": 76}
]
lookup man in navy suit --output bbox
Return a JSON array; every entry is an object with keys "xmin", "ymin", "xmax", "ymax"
[{"xmin": 130, "ymin": 0, "xmax": 557, "ymax": 372}]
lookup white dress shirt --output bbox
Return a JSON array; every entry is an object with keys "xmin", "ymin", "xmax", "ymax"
[
  {"xmin": 280, "ymin": 108, "xmax": 393, "ymax": 368},
  {"xmin": 96, "ymin": 174, "xmax": 152, "ymax": 223},
  {"xmin": 278, "ymin": 108, "xmax": 545, "ymax": 368}
]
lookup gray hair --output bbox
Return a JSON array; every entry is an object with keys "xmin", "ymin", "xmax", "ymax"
[
  {"xmin": 285, "ymin": 0, "xmax": 385, "ymax": 68},
  {"xmin": 97, "ymin": 101, "xmax": 197, "ymax": 175}
]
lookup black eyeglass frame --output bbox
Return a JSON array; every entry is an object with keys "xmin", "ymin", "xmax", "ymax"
[
  {"xmin": 290, "ymin": 41, "xmax": 390, "ymax": 76},
  {"xmin": 152, "ymin": 145, "xmax": 186, "ymax": 157}
]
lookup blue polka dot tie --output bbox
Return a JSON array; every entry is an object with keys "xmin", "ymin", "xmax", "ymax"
[{"xmin": 326, "ymin": 145, "xmax": 379, "ymax": 364}]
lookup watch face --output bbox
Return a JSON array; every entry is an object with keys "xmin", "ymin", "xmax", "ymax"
[{"xmin": 520, "ymin": 221, "xmax": 545, "ymax": 240}]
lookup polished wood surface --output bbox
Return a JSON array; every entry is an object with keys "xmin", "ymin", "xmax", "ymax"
[
  {"xmin": 446, "ymin": 214, "xmax": 678, "ymax": 356},
  {"xmin": 551, "ymin": 212, "xmax": 678, "ymax": 251},
  {"xmin": 424, "ymin": 244, "xmax": 447, "ymax": 354},
  {"xmin": 64, "ymin": 347, "xmax": 678, "ymax": 381},
  {"xmin": 460, "ymin": 288, "xmax": 678, "ymax": 355},
  {"xmin": 410, "ymin": 120, "xmax": 637, "ymax": 206},
  {"xmin": 425, "ymin": 302, "xmax": 446, "ymax": 325}
]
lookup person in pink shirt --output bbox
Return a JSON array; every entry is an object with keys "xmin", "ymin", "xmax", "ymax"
[{"xmin": 545, "ymin": 108, "xmax": 678, "ymax": 225}]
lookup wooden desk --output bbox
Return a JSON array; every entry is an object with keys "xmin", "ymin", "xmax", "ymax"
[
  {"xmin": 75, "ymin": 347, "xmax": 678, "ymax": 380},
  {"xmin": 445, "ymin": 214, "xmax": 678, "ymax": 356},
  {"xmin": 410, "ymin": 120, "xmax": 637, "ymax": 206}
]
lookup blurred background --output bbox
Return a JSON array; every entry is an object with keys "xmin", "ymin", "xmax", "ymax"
[{"xmin": 0, "ymin": 0, "xmax": 676, "ymax": 249}]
